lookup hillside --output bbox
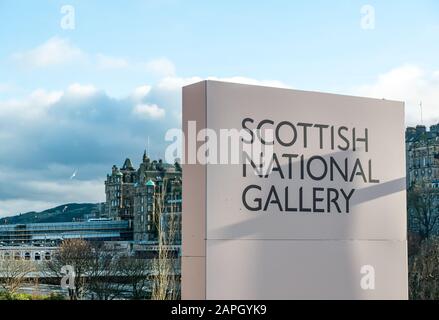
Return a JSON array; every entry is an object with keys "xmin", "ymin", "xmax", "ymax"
[{"xmin": 0, "ymin": 203, "xmax": 100, "ymax": 225}]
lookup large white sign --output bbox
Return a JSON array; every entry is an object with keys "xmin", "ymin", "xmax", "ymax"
[{"xmin": 182, "ymin": 80, "xmax": 408, "ymax": 300}]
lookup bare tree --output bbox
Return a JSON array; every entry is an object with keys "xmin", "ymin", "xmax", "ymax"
[
  {"xmin": 44, "ymin": 239, "xmax": 93, "ymax": 300},
  {"xmin": 151, "ymin": 179, "xmax": 181, "ymax": 300},
  {"xmin": 118, "ymin": 256, "xmax": 152, "ymax": 300},
  {"xmin": 87, "ymin": 243, "xmax": 125, "ymax": 300},
  {"xmin": 408, "ymin": 232, "xmax": 423, "ymax": 257},
  {"xmin": 0, "ymin": 258, "xmax": 35, "ymax": 294},
  {"xmin": 408, "ymin": 182, "xmax": 439, "ymax": 240},
  {"xmin": 409, "ymin": 237, "xmax": 439, "ymax": 300}
]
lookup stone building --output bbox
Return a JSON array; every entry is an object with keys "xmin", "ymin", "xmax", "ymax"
[
  {"xmin": 0, "ymin": 246, "xmax": 57, "ymax": 263},
  {"xmin": 105, "ymin": 152, "xmax": 182, "ymax": 243},
  {"xmin": 406, "ymin": 123, "xmax": 439, "ymax": 236},
  {"xmin": 406, "ymin": 124, "xmax": 439, "ymax": 188}
]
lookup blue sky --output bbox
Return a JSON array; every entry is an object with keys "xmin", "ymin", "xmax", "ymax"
[
  {"xmin": 1, "ymin": 0, "xmax": 439, "ymax": 95},
  {"xmin": 0, "ymin": 0, "xmax": 438, "ymax": 216}
]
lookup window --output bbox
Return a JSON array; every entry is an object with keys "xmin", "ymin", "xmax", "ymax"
[
  {"xmin": 24, "ymin": 252, "xmax": 31, "ymax": 260},
  {"xmin": 14, "ymin": 252, "xmax": 21, "ymax": 260},
  {"xmin": 3, "ymin": 252, "xmax": 10, "ymax": 260},
  {"xmin": 45, "ymin": 252, "xmax": 51, "ymax": 261},
  {"xmin": 35, "ymin": 253, "xmax": 41, "ymax": 261}
]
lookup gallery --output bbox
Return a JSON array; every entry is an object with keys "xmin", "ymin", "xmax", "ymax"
[{"xmin": 241, "ymin": 184, "xmax": 356, "ymax": 214}]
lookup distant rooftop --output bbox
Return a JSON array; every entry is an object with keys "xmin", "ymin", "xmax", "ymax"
[{"xmin": 406, "ymin": 123, "xmax": 439, "ymax": 142}]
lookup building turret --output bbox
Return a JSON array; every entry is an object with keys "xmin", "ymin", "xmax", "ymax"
[
  {"xmin": 174, "ymin": 161, "xmax": 182, "ymax": 172},
  {"xmin": 143, "ymin": 150, "xmax": 150, "ymax": 163},
  {"xmin": 122, "ymin": 158, "xmax": 134, "ymax": 171}
]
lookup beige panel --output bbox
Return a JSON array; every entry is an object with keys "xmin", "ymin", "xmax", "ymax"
[
  {"xmin": 182, "ymin": 81, "xmax": 207, "ymax": 257},
  {"xmin": 182, "ymin": 256, "xmax": 206, "ymax": 300},
  {"xmin": 182, "ymin": 80, "xmax": 408, "ymax": 300},
  {"xmin": 206, "ymin": 239, "xmax": 408, "ymax": 300},
  {"xmin": 205, "ymin": 81, "xmax": 406, "ymax": 241}
]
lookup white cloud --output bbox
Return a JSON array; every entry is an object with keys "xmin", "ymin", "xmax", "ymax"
[
  {"xmin": 0, "ymin": 83, "xmax": 16, "ymax": 94},
  {"xmin": 24, "ymin": 179, "xmax": 104, "ymax": 203},
  {"xmin": 133, "ymin": 103, "xmax": 166, "ymax": 119},
  {"xmin": 355, "ymin": 65, "xmax": 439, "ymax": 126},
  {"xmin": 10, "ymin": 37, "xmax": 181, "ymax": 84},
  {"xmin": 0, "ymin": 88, "xmax": 63, "ymax": 119},
  {"xmin": 0, "ymin": 178, "xmax": 104, "ymax": 217},
  {"xmin": 0, "ymin": 69, "xmax": 292, "ymax": 216},
  {"xmin": 157, "ymin": 76, "xmax": 203, "ymax": 91},
  {"xmin": 131, "ymin": 85, "xmax": 152, "ymax": 101},
  {"xmin": 0, "ymin": 199, "xmax": 58, "ymax": 217},
  {"xmin": 143, "ymin": 57, "xmax": 176, "ymax": 77},
  {"xmin": 156, "ymin": 75, "xmax": 290, "ymax": 92},
  {"xmin": 5, "ymin": 45, "xmax": 439, "ymax": 218},
  {"xmin": 30, "ymin": 89, "xmax": 64, "ymax": 105},
  {"xmin": 207, "ymin": 76, "xmax": 291, "ymax": 89},
  {"xmin": 66, "ymin": 83, "xmax": 98, "ymax": 97},
  {"xmin": 12, "ymin": 37, "xmax": 85, "ymax": 68},
  {"xmin": 96, "ymin": 54, "xmax": 129, "ymax": 69},
  {"xmin": 0, "ymin": 163, "xmax": 108, "ymax": 218}
]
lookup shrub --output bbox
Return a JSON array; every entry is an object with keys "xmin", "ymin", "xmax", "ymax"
[
  {"xmin": 409, "ymin": 237, "xmax": 439, "ymax": 300},
  {"xmin": 0, "ymin": 291, "xmax": 65, "ymax": 300}
]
